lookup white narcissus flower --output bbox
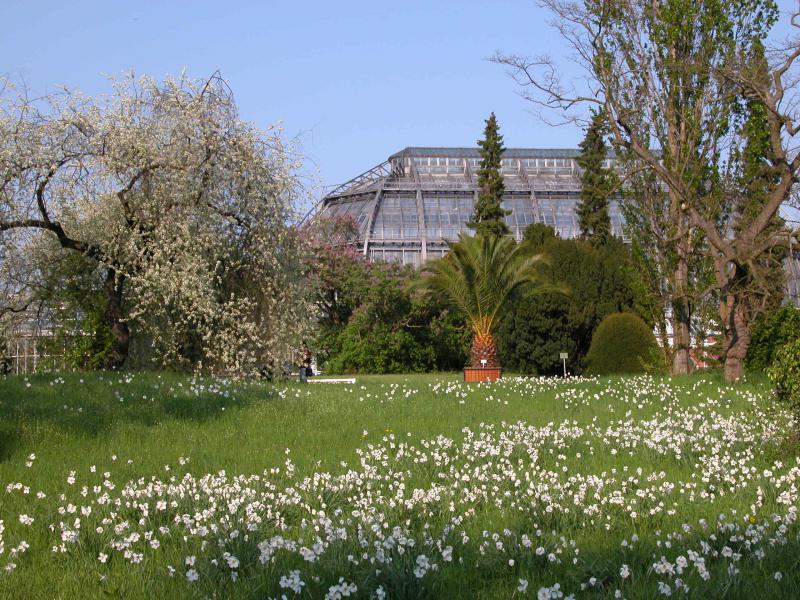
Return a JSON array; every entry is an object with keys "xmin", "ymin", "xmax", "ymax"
[{"xmin": 0, "ymin": 375, "xmax": 795, "ymax": 595}]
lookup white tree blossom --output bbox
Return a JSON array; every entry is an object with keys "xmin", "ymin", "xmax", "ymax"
[{"xmin": 0, "ymin": 72, "xmax": 316, "ymax": 374}]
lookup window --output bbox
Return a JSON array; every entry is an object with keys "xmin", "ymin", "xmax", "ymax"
[
  {"xmin": 371, "ymin": 194, "xmax": 419, "ymax": 239},
  {"xmin": 384, "ymin": 250, "xmax": 403, "ymax": 263},
  {"xmin": 423, "ymin": 193, "xmax": 473, "ymax": 239},
  {"xmin": 501, "ymin": 196, "xmax": 536, "ymax": 237},
  {"xmin": 403, "ymin": 251, "xmax": 420, "ymax": 267}
]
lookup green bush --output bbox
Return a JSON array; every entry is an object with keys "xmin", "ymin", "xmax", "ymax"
[
  {"xmin": 747, "ymin": 306, "xmax": 800, "ymax": 372},
  {"xmin": 584, "ymin": 312, "xmax": 659, "ymax": 375},
  {"xmin": 496, "ymin": 292, "xmax": 577, "ymax": 375},
  {"xmin": 768, "ymin": 338, "xmax": 800, "ymax": 415},
  {"xmin": 318, "ymin": 264, "xmax": 468, "ymax": 374},
  {"xmin": 326, "ymin": 321, "xmax": 435, "ymax": 374},
  {"xmin": 497, "ymin": 227, "xmax": 644, "ymax": 375}
]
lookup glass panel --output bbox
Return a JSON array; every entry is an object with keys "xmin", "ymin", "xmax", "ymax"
[
  {"xmin": 384, "ymin": 250, "xmax": 402, "ymax": 263},
  {"xmin": 345, "ymin": 200, "xmax": 365, "ymax": 216},
  {"xmin": 556, "ymin": 214, "xmax": 573, "ymax": 226},
  {"xmin": 403, "ymin": 251, "xmax": 420, "ymax": 267},
  {"xmin": 325, "ymin": 203, "xmax": 344, "ymax": 217},
  {"xmin": 426, "ymin": 213, "xmax": 440, "ymax": 226}
]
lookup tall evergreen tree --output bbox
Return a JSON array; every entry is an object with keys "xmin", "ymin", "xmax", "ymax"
[
  {"xmin": 469, "ymin": 113, "xmax": 511, "ymax": 237},
  {"xmin": 575, "ymin": 109, "xmax": 615, "ymax": 246}
]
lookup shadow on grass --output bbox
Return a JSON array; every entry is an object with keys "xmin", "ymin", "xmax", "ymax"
[
  {"xmin": 0, "ymin": 427, "xmax": 19, "ymax": 462},
  {"xmin": 162, "ymin": 393, "xmax": 235, "ymax": 421},
  {"xmin": 0, "ymin": 373, "xmax": 274, "ymax": 459}
]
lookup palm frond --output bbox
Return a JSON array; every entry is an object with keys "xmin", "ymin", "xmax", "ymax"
[{"xmin": 416, "ymin": 233, "xmax": 552, "ymax": 336}]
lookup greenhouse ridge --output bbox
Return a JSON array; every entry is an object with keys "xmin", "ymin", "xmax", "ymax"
[{"xmin": 317, "ymin": 147, "xmax": 627, "ymax": 266}]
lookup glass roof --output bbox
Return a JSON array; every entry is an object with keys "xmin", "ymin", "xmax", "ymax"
[{"xmin": 317, "ymin": 147, "xmax": 630, "ymax": 252}]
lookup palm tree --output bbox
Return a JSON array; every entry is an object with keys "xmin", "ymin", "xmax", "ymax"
[{"xmin": 416, "ymin": 233, "xmax": 548, "ymax": 368}]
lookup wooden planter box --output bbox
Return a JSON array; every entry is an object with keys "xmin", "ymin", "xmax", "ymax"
[{"xmin": 463, "ymin": 367, "xmax": 502, "ymax": 383}]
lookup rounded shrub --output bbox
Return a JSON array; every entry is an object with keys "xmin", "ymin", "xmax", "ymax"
[
  {"xmin": 584, "ymin": 312, "xmax": 658, "ymax": 375},
  {"xmin": 768, "ymin": 338, "xmax": 800, "ymax": 416},
  {"xmin": 747, "ymin": 305, "xmax": 800, "ymax": 372}
]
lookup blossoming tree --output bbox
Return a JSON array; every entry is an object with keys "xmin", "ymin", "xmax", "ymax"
[{"xmin": 0, "ymin": 73, "xmax": 315, "ymax": 374}]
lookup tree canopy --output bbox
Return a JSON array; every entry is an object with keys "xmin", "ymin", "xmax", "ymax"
[
  {"xmin": 496, "ymin": 224, "xmax": 643, "ymax": 375},
  {"xmin": 0, "ymin": 73, "xmax": 315, "ymax": 374},
  {"xmin": 495, "ymin": 0, "xmax": 799, "ymax": 381}
]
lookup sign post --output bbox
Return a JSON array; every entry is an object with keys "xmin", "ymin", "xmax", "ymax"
[{"xmin": 559, "ymin": 352, "xmax": 568, "ymax": 377}]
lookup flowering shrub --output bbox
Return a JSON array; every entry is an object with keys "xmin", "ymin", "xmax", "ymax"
[
  {"xmin": 0, "ymin": 74, "xmax": 316, "ymax": 375},
  {"xmin": 305, "ymin": 233, "xmax": 468, "ymax": 374}
]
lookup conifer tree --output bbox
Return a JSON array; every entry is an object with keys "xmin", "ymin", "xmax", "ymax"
[
  {"xmin": 576, "ymin": 109, "xmax": 615, "ymax": 246},
  {"xmin": 469, "ymin": 113, "xmax": 511, "ymax": 237}
]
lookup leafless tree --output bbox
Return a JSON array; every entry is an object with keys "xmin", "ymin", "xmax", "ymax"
[{"xmin": 495, "ymin": 0, "xmax": 800, "ymax": 381}]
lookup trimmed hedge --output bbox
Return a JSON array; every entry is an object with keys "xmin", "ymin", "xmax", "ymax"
[{"xmin": 584, "ymin": 312, "xmax": 658, "ymax": 375}]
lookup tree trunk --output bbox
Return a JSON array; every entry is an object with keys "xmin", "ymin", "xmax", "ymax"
[
  {"xmin": 718, "ymin": 262, "xmax": 752, "ymax": 383},
  {"xmin": 670, "ymin": 249, "xmax": 692, "ymax": 375},
  {"xmin": 655, "ymin": 316, "xmax": 673, "ymax": 372},
  {"xmin": 102, "ymin": 268, "xmax": 130, "ymax": 369},
  {"xmin": 721, "ymin": 295, "xmax": 750, "ymax": 382},
  {"xmin": 470, "ymin": 332, "xmax": 499, "ymax": 368}
]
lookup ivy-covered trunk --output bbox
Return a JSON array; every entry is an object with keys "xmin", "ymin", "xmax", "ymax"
[
  {"xmin": 102, "ymin": 268, "xmax": 130, "ymax": 370},
  {"xmin": 717, "ymin": 261, "xmax": 753, "ymax": 383}
]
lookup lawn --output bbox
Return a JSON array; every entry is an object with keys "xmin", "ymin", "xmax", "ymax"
[{"xmin": 0, "ymin": 371, "xmax": 798, "ymax": 598}]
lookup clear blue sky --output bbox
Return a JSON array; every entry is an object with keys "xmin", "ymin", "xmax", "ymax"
[{"xmin": 2, "ymin": 0, "xmax": 798, "ymax": 204}]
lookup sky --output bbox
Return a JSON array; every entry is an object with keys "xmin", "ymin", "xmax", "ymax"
[{"xmin": 2, "ymin": 0, "xmax": 799, "ymax": 205}]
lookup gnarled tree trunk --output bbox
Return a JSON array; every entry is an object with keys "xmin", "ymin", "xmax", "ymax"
[
  {"xmin": 102, "ymin": 268, "xmax": 130, "ymax": 370},
  {"xmin": 721, "ymin": 294, "xmax": 751, "ymax": 382},
  {"xmin": 716, "ymin": 260, "xmax": 752, "ymax": 382}
]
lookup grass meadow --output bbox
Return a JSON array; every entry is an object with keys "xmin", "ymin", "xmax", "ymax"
[{"xmin": 0, "ymin": 371, "xmax": 798, "ymax": 599}]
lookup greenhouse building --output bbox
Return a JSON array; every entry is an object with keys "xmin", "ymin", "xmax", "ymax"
[{"xmin": 315, "ymin": 147, "xmax": 626, "ymax": 266}]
